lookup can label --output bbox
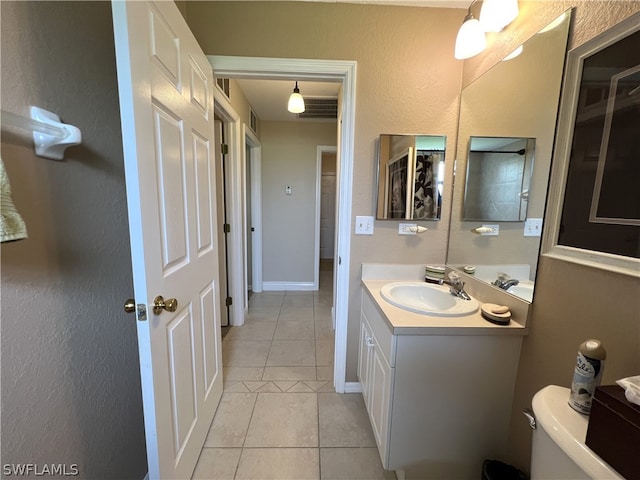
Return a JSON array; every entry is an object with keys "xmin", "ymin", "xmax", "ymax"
[{"xmin": 569, "ymin": 352, "xmax": 603, "ymax": 414}]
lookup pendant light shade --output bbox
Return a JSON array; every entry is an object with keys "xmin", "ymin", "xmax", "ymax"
[
  {"xmin": 287, "ymin": 81, "xmax": 305, "ymax": 114},
  {"xmin": 503, "ymin": 45, "xmax": 523, "ymax": 61},
  {"xmin": 454, "ymin": 11, "xmax": 486, "ymax": 60},
  {"xmin": 479, "ymin": 0, "xmax": 519, "ymax": 33}
]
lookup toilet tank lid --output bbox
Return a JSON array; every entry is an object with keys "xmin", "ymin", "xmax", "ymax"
[{"xmin": 532, "ymin": 385, "xmax": 623, "ymax": 479}]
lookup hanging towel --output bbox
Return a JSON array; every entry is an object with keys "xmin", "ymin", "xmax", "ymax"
[{"xmin": 0, "ymin": 156, "xmax": 28, "ymax": 242}]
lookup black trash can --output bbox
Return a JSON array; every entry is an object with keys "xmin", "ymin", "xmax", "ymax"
[{"xmin": 481, "ymin": 459, "xmax": 526, "ymax": 480}]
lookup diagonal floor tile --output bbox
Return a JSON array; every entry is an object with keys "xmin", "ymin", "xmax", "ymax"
[
  {"xmin": 192, "ymin": 448, "xmax": 241, "ymax": 480},
  {"xmin": 262, "ymin": 366, "xmax": 317, "ymax": 381},
  {"xmin": 204, "ymin": 392, "xmax": 257, "ymax": 447},
  {"xmin": 319, "ymin": 447, "xmax": 395, "ymax": 479},
  {"xmin": 274, "ymin": 319, "xmax": 315, "ymax": 340},
  {"xmin": 226, "ymin": 322, "xmax": 276, "ymax": 341},
  {"xmin": 222, "ymin": 340, "xmax": 271, "ymax": 367},
  {"xmin": 235, "ymin": 448, "xmax": 319, "ymax": 480},
  {"xmin": 267, "ymin": 340, "xmax": 316, "ymax": 366},
  {"xmin": 244, "ymin": 393, "xmax": 318, "ymax": 447},
  {"xmin": 278, "ymin": 306, "xmax": 314, "ymax": 322},
  {"xmin": 318, "ymin": 393, "xmax": 376, "ymax": 447}
]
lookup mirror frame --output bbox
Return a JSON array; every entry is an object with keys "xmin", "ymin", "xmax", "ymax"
[{"xmin": 542, "ymin": 11, "xmax": 640, "ymax": 277}]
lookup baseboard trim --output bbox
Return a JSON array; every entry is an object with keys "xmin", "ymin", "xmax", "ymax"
[
  {"xmin": 344, "ymin": 381, "xmax": 362, "ymax": 393},
  {"xmin": 262, "ymin": 281, "xmax": 318, "ymax": 291}
]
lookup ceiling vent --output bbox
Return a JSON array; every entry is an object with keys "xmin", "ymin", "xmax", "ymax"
[{"xmin": 297, "ymin": 97, "xmax": 338, "ymax": 119}]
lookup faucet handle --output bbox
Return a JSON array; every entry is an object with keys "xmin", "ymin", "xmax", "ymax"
[{"xmin": 447, "ymin": 271, "xmax": 462, "ymax": 285}]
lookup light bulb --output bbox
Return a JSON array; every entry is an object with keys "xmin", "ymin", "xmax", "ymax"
[
  {"xmin": 287, "ymin": 82, "xmax": 305, "ymax": 113},
  {"xmin": 479, "ymin": 0, "xmax": 519, "ymax": 33},
  {"xmin": 454, "ymin": 13, "xmax": 486, "ymax": 60}
]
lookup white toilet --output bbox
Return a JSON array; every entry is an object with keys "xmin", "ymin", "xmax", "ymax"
[{"xmin": 530, "ymin": 385, "xmax": 623, "ymax": 479}]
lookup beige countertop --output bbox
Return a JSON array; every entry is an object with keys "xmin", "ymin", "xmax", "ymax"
[{"xmin": 362, "ymin": 279, "xmax": 528, "ymax": 336}]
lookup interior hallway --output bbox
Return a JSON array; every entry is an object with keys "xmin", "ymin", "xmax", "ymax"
[{"xmin": 192, "ymin": 261, "xmax": 394, "ymax": 479}]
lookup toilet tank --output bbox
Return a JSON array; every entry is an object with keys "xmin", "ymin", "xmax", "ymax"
[{"xmin": 530, "ymin": 385, "xmax": 623, "ymax": 479}]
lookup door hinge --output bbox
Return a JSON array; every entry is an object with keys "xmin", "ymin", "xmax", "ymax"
[
  {"xmin": 225, "ymin": 296, "xmax": 233, "ymax": 307},
  {"xmin": 223, "ymin": 223, "xmax": 231, "ymax": 233},
  {"xmin": 221, "ymin": 143, "xmax": 229, "ymax": 155}
]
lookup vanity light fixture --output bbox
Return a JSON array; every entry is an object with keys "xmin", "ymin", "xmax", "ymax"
[
  {"xmin": 287, "ymin": 81, "xmax": 305, "ymax": 114},
  {"xmin": 454, "ymin": 1, "xmax": 486, "ymax": 60},
  {"xmin": 479, "ymin": 0, "xmax": 519, "ymax": 33}
]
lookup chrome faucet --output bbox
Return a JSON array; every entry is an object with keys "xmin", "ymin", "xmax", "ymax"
[
  {"xmin": 425, "ymin": 271, "xmax": 472, "ymax": 301},
  {"xmin": 493, "ymin": 273, "xmax": 520, "ymax": 290}
]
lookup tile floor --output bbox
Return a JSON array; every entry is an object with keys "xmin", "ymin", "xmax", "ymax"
[{"xmin": 192, "ymin": 267, "xmax": 395, "ymax": 480}]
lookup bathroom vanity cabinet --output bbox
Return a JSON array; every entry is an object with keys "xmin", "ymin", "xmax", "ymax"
[{"xmin": 358, "ymin": 286, "xmax": 524, "ymax": 478}]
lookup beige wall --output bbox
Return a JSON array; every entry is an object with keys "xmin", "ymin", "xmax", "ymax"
[
  {"xmin": 261, "ymin": 121, "xmax": 337, "ymax": 285},
  {"xmin": 468, "ymin": 2, "xmax": 640, "ymax": 474},
  {"xmin": 228, "ymin": 79, "xmax": 261, "ymax": 138},
  {"xmin": 185, "ymin": 0, "xmax": 463, "ymax": 379},
  {"xmin": 184, "ymin": 1, "xmax": 640, "ymax": 475},
  {"xmin": 0, "ymin": 2, "xmax": 146, "ymax": 478}
]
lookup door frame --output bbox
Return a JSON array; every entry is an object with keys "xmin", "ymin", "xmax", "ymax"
[
  {"xmin": 213, "ymin": 87, "xmax": 247, "ymax": 326},
  {"xmin": 208, "ymin": 55, "xmax": 356, "ymax": 393},
  {"xmin": 244, "ymin": 124, "xmax": 263, "ymax": 294},
  {"xmin": 315, "ymin": 145, "xmax": 338, "ymax": 291}
]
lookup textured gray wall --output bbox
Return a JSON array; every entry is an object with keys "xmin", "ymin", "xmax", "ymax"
[{"xmin": 1, "ymin": 2, "xmax": 147, "ymax": 478}]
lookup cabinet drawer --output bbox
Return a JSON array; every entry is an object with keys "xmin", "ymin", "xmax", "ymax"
[{"xmin": 362, "ymin": 290, "xmax": 396, "ymax": 367}]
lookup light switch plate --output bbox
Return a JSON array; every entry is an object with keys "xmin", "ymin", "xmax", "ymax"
[
  {"xmin": 524, "ymin": 218, "xmax": 543, "ymax": 237},
  {"xmin": 355, "ymin": 216, "xmax": 374, "ymax": 235}
]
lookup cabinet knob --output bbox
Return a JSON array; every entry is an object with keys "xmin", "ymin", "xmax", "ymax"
[{"xmin": 366, "ymin": 337, "xmax": 375, "ymax": 349}]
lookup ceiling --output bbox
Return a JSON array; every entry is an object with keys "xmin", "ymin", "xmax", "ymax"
[
  {"xmin": 208, "ymin": 0, "xmax": 468, "ymax": 7},
  {"xmin": 229, "ymin": 0, "xmax": 468, "ymax": 122}
]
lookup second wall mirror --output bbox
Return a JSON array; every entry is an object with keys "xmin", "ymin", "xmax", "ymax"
[
  {"xmin": 376, "ymin": 134, "xmax": 446, "ymax": 220},
  {"xmin": 463, "ymin": 136, "xmax": 536, "ymax": 222}
]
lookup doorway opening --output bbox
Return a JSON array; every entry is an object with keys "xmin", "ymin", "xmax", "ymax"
[{"xmin": 209, "ymin": 56, "xmax": 356, "ymax": 393}]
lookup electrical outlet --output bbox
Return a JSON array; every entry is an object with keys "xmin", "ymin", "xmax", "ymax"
[
  {"xmin": 524, "ymin": 218, "xmax": 543, "ymax": 237},
  {"xmin": 355, "ymin": 216, "xmax": 374, "ymax": 235},
  {"xmin": 398, "ymin": 223, "xmax": 417, "ymax": 235}
]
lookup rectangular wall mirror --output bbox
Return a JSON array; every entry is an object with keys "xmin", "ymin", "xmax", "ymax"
[
  {"xmin": 463, "ymin": 136, "xmax": 536, "ymax": 222},
  {"xmin": 376, "ymin": 134, "xmax": 445, "ymax": 220},
  {"xmin": 447, "ymin": 9, "xmax": 572, "ymax": 303}
]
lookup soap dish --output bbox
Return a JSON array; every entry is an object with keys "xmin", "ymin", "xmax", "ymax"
[{"xmin": 481, "ymin": 303, "xmax": 511, "ymax": 325}]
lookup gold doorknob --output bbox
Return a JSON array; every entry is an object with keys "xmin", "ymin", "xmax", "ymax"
[
  {"xmin": 124, "ymin": 299, "xmax": 136, "ymax": 313},
  {"xmin": 153, "ymin": 295, "xmax": 178, "ymax": 315}
]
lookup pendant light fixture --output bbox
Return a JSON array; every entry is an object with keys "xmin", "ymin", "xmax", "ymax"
[
  {"xmin": 287, "ymin": 81, "xmax": 305, "ymax": 114},
  {"xmin": 454, "ymin": 1, "xmax": 486, "ymax": 60},
  {"xmin": 479, "ymin": 0, "xmax": 519, "ymax": 33}
]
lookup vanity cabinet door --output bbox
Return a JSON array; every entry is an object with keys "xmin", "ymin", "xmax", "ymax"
[
  {"xmin": 368, "ymin": 338, "xmax": 393, "ymax": 468},
  {"xmin": 358, "ymin": 314, "xmax": 373, "ymax": 406},
  {"xmin": 359, "ymin": 299, "xmax": 394, "ymax": 469}
]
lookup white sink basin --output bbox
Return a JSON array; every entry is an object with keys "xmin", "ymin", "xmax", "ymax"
[
  {"xmin": 380, "ymin": 281, "xmax": 479, "ymax": 317},
  {"xmin": 507, "ymin": 281, "xmax": 534, "ymax": 302}
]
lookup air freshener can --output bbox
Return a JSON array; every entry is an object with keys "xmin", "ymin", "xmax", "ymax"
[{"xmin": 569, "ymin": 339, "xmax": 606, "ymax": 414}]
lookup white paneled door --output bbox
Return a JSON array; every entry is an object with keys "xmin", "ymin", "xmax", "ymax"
[{"xmin": 112, "ymin": 1, "xmax": 223, "ymax": 478}]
